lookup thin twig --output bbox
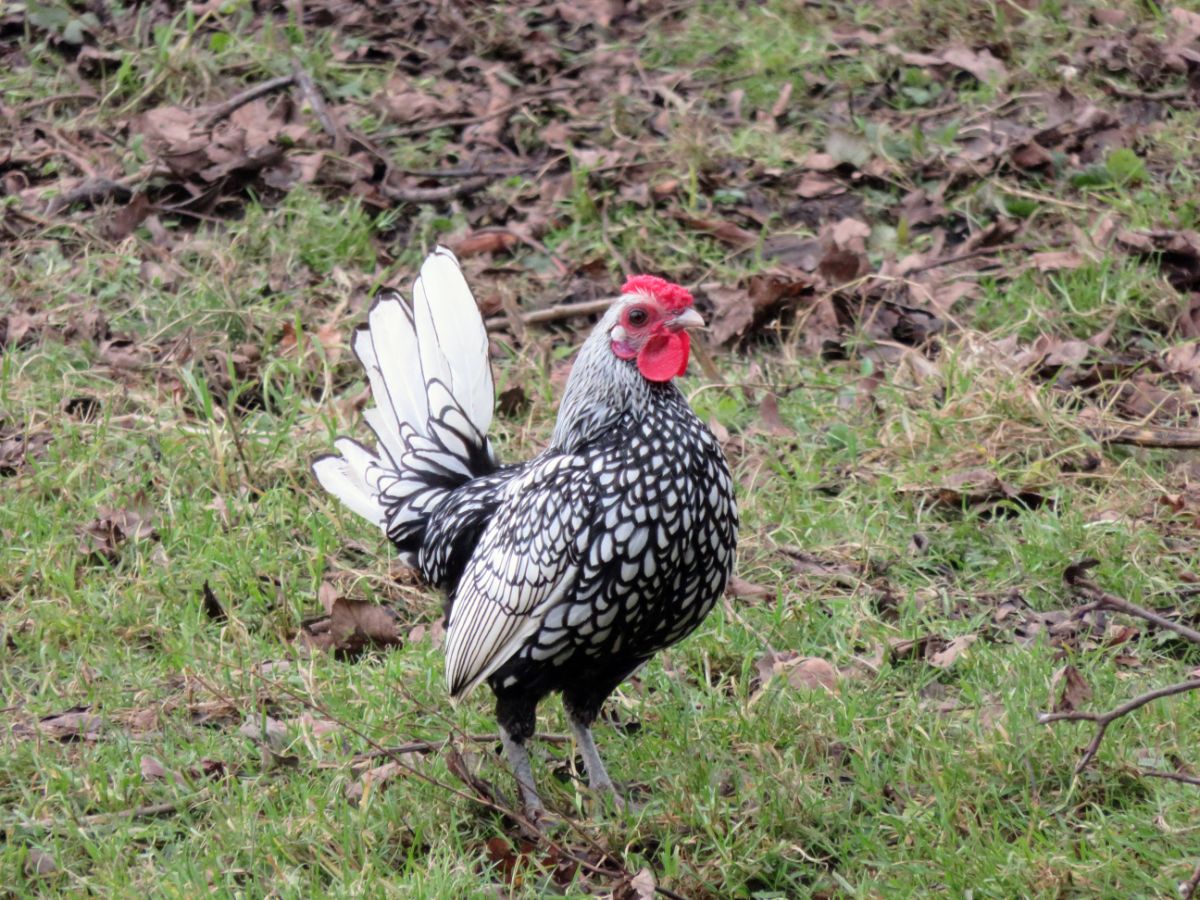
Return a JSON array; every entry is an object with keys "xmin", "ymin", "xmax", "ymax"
[
  {"xmin": 1070, "ymin": 576, "xmax": 1200, "ymax": 646},
  {"xmin": 380, "ymin": 175, "xmax": 493, "ymax": 204},
  {"xmin": 484, "ymin": 297, "xmax": 618, "ymax": 332},
  {"xmin": 1139, "ymin": 769, "xmax": 1200, "ymax": 788},
  {"xmin": 221, "ymin": 406, "xmax": 258, "ymax": 496},
  {"xmin": 1099, "ymin": 76, "xmax": 1188, "ymax": 103},
  {"xmin": 202, "ymin": 74, "xmax": 296, "ymax": 129},
  {"xmin": 1038, "ymin": 679, "xmax": 1200, "ymax": 773},
  {"xmin": 19, "ymin": 790, "xmax": 210, "ymax": 832},
  {"xmin": 1087, "ymin": 424, "xmax": 1200, "ymax": 450},
  {"xmin": 44, "ymin": 178, "xmax": 133, "ymax": 215},
  {"xmin": 1182, "ymin": 859, "xmax": 1200, "ymax": 900},
  {"xmin": 903, "ymin": 241, "xmax": 1033, "ymax": 275},
  {"xmin": 213, "ymin": 669, "xmax": 631, "ymax": 882},
  {"xmin": 290, "ymin": 60, "xmax": 345, "ymax": 152},
  {"xmin": 354, "ymin": 732, "xmax": 571, "ymax": 762},
  {"xmin": 393, "ymin": 164, "xmax": 541, "ymax": 179},
  {"xmin": 384, "ymin": 84, "xmax": 574, "ymax": 139}
]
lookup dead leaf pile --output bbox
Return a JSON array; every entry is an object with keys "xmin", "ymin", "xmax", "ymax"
[{"xmin": 298, "ymin": 581, "xmax": 406, "ymax": 658}]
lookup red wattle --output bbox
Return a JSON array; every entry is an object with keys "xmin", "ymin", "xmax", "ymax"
[{"xmin": 637, "ymin": 331, "xmax": 690, "ymax": 382}]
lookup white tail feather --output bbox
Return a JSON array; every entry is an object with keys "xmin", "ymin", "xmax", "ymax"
[
  {"xmin": 313, "ymin": 247, "xmax": 497, "ymax": 560},
  {"xmin": 412, "ymin": 248, "xmax": 493, "ymax": 437},
  {"xmin": 311, "ymin": 451, "xmax": 386, "ymax": 527}
]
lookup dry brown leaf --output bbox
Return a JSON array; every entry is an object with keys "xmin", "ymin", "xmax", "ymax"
[
  {"xmin": 940, "ymin": 46, "xmax": 1008, "ymax": 84},
  {"xmin": 300, "ymin": 584, "xmax": 405, "ymax": 657},
  {"xmin": 726, "ymin": 575, "xmax": 772, "ymax": 600},
  {"xmin": 239, "ymin": 714, "xmax": 289, "ymax": 752},
  {"xmin": 25, "ymin": 848, "xmax": 57, "ymax": 877},
  {"xmin": 674, "ymin": 213, "xmax": 757, "ymax": 248},
  {"xmin": 1116, "ymin": 229, "xmax": 1200, "ymax": 292},
  {"xmin": 928, "ymin": 634, "xmax": 977, "ymax": 669},
  {"xmin": 755, "ymin": 650, "xmax": 840, "ymax": 696},
  {"xmin": 78, "ymin": 506, "xmax": 158, "ymax": 564},
  {"xmin": 1050, "ymin": 664, "xmax": 1093, "ymax": 713},
  {"xmin": 0, "ymin": 426, "xmax": 52, "ymax": 476},
  {"xmin": 797, "ymin": 171, "xmax": 843, "ymax": 198},
  {"xmin": 887, "ymin": 634, "xmax": 943, "ymax": 662},
  {"xmin": 139, "ymin": 754, "xmax": 182, "ymax": 784},
  {"xmin": 935, "ymin": 468, "xmax": 1013, "ymax": 505},
  {"xmin": 346, "ymin": 759, "xmax": 409, "ymax": 804},
  {"xmin": 758, "ymin": 393, "xmax": 793, "ymax": 436},
  {"xmin": 450, "ymin": 230, "xmax": 519, "ymax": 258},
  {"xmin": 614, "ymin": 868, "xmax": 657, "ymax": 900},
  {"xmin": 1031, "ymin": 250, "xmax": 1086, "ymax": 272},
  {"xmin": 37, "ymin": 707, "xmax": 105, "ymax": 742}
]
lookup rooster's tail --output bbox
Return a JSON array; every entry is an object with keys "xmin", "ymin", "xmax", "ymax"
[{"xmin": 312, "ymin": 247, "xmax": 496, "ymax": 564}]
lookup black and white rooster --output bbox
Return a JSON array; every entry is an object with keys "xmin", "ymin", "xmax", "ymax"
[{"xmin": 314, "ymin": 248, "xmax": 737, "ymax": 814}]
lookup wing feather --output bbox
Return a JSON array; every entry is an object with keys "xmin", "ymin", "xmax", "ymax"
[{"xmin": 444, "ymin": 455, "xmax": 596, "ymax": 697}]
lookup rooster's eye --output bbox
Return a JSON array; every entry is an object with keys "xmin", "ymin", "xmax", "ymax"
[{"xmin": 627, "ymin": 307, "xmax": 649, "ymax": 327}]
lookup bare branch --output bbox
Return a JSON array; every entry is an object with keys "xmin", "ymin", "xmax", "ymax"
[
  {"xmin": 44, "ymin": 178, "xmax": 133, "ymax": 215},
  {"xmin": 1068, "ymin": 573, "xmax": 1200, "ymax": 646},
  {"xmin": 21, "ymin": 791, "xmax": 211, "ymax": 831},
  {"xmin": 202, "ymin": 74, "xmax": 296, "ymax": 129},
  {"xmin": 1182, "ymin": 859, "xmax": 1200, "ymax": 900},
  {"xmin": 380, "ymin": 175, "xmax": 493, "ymax": 204},
  {"xmin": 1139, "ymin": 768, "xmax": 1200, "ymax": 788},
  {"xmin": 1087, "ymin": 424, "xmax": 1200, "ymax": 450},
  {"xmin": 1038, "ymin": 679, "xmax": 1200, "ymax": 773},
  {"xmin": 290, "ymin": 60, "xmax": 346, "ymax": 152},
  {"xmin": 485, "ymin": 297, "xmax": 618, "ymax": 332},
  {"xmin": 353, "ymin": 732, "xmax": 570, "ymax": 762}
]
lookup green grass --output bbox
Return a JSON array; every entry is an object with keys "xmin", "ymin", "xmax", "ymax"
[{"xmin": 4, "ymin": 0, "xmax": 1200, "ymax": 896}]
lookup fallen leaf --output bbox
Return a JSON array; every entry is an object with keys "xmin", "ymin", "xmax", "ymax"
[
  {"xmin": 784, "ymin": 657, "xmax": 839, "ymax": 692},
  {"xmin": 346, "ymin": 757, "xmax": 417, "ymax": 804},
  {"xmin": 201, "ymin": 581, "xmax": 227, "ymax": 622},
  {"xmin": 299, "ymin": 585, "xmax": 405, "ymax": 657},
  {"xmin": 614, "ymin": 867, "xmax": 657, "ymax": 900},
  {"xmin": 37, "ymin": 707, "xmax": 105, "ymax": 742},
  {"xmin": 758, "ymin": 393, "xmax": 793, "ymax": 436},
  {"xmin": 673, "ymin": 213, "xmax": 758, "ymax": 248},
  {"xmin": 139, "ymin": 754, "xmax": 180, "ymax": 784},
  {"xmin": 24, "ymin": 848, "xmax": 57, "ymax": 877},
  {"xmin": 1031, "ymin": 250, "xmax": 1086, "ymax": 272},
  {"xmin": 935, "ymin": 468, "xmax": 1012, "ymax": 505},
  {"xmin": 497, "ymin": 385, "xmax": 529, "ymax": 417},
  {"xmin": 726, "ymin": 575, "xmax": 772, "ymax": 600},
  {"xmin": 928, "ymin": 634, "xmax": 977, "ymax": 669},
  {"xmin": 450, "ymin": 230, "xmax": 519, "ymax": 257},
  {"xmin": 940, "ymin": 46, "xmax": 1008, "ymax": 84},
  {"xmin": 1116, "ymin": 229, "xmax": 1200, "ymax": 292},
  {"xmin": 754, "ymin": 650, "xmax": 839, "ymax": 696},
  {"xmin": 239, "ymin": 714, "xmax": 289, "ymax": 752},
  {"xmin": 888, "ymin": 634, "xmax": 942, "ymax": 662},
  {"xmin": 797, "ymin": 171, "xmax": 843, "ymax": 198},
  {"xmin": 1050, "ymin": 664, "xmax": 1093, "ymax": 713},
  {"xmin": 0, "ymin": 426, "xmax": 52, "ymax": 476},
  {"xmin": 77, "ymin": 506, "xmax": 157, "ymax": 564}
]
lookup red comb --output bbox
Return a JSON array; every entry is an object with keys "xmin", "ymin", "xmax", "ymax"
[{"xmin": 621, "ymin": 275, "xmax": 693, "ymax": 311}]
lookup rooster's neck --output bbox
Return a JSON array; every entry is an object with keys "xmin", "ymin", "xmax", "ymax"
[{"xmin": 550, "ymin": 323, "xmax": 677, "ymax": 453}]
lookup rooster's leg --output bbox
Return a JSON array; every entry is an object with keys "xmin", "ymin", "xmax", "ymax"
[
  {"xmin": 567, "ymin": 711, "xmax": 617, "ymax": 797},
  {"xmin": 499, "ymin": 724, "xmax": 543, "ymax": 815}
]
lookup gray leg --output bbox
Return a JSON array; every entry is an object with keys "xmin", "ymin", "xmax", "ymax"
[
  {"xmin": 567, "ymin": 711, "xmax": 618, "ymax": 799},
  {"xmin": 499, "ymin": 724, "xmax": 543, "ymax": 815}
]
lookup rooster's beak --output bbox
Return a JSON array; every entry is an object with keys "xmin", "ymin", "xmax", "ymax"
[{"xmin": 667, "ymin": 308, "xmax": 705, "ymax": 332}]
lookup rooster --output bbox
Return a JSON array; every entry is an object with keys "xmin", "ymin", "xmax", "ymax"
[{"xmin": 314, "ymin": 248, "xmax": 737, "ymax": 815}]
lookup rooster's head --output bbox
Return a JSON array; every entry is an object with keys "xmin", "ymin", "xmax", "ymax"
[{"xmin": 608, "ymin": 275, "xmax": 704, "ymax": 382}]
